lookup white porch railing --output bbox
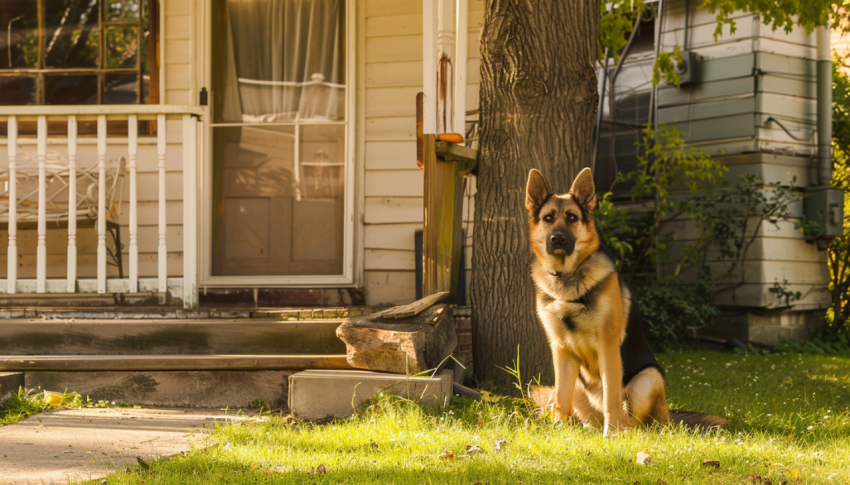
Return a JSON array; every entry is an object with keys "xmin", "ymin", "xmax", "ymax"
[{"xmin": 0, "ymin": 105, "xmax": 201, "ymax": 308}]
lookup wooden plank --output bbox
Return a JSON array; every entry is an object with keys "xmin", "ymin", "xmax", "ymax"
[
  {"xmin": 0, "ymin": 319, "xmax": 346, "ymax": 356},
  {"xmin": 366, "ymin": 87, "xmax": 422, "ymax": 118},
  {"xmin": 365, "ymin": 170, "xmax": 424, "ymax": 197},
  {"xmin": 0, "ymin": 355, "xmax": 353, "ymax": 371},
  {"xmin": 0, "ymin": 105, "xmax": 202, "ymax": 120},
  {"xmin": 364, "ymin": 270, "xmax": 416, "ymax": 305},
  {"xmin": 366, "ymin": 36, "xmax": 422, "ymax": 64},
  {"xmin": 364, "ymin": 223, "xmax": 419, "ymax": 250},
  {"xmin": 366, "ymin": 13, "xmax": 422, "ymax": 37},
  {"xmin": 366, "ymin": 117, "xmax": 417, "ymax": 141},
  {"xmin": 366, "ymin": 0, "xmax": 421, "ymax": 18},
  {"xmin": 366, "ymin": 141, "xmax": 417, "ymax": 170},
  {"xmin": 371, "ymin": 291, "xmax": 449, "ymax": 319},
  {"xmin": 658, "ymin": 96, "xmax": 756, "ymax": 124},
  {"xmin": 366, "ymin": 61, "xmax": 423, "ymax": 88},
  {"xmin": 364, "ymin": 249, "xmax": 416, "ymax": 270}
]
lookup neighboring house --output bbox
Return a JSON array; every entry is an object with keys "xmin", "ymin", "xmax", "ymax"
[{"xmin": 0, "ymin": 0, "xmax": 837, "ymax": 344}]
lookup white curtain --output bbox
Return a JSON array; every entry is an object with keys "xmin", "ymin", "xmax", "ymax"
[{"xmin": 222, "ymin": 0, "xmax": 344, "ymax": 123}]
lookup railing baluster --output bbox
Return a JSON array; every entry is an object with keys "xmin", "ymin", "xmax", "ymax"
[
  {"xmin": 36, "ymin": 116, "xmax": 47, "ymax": 293},
  {"xmin": 182, "ymin": 115, "xmax": 198, "ymax": 308},
  {"xmin": 157, "ymin": 114, "xmax": 167, "ymax": 293},
  {"xmin": 67, "ymin": 116, "xmax": 77, "ymax": 292},
  {"xmin": 6, "ymin": 117, "xmax": 17, "ymax": 294},
  {"xmin": 97, "ymin": 115, "xmax": 107, "ymax": 294},
  {"xmin": 128, "ymin": 115, "xmax": 139, "ymax": 292}
]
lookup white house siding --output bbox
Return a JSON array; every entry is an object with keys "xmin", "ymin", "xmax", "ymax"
[
  {"xmin": 362, "ymin": 0, "xmax": 483, "ymax": 305},
  {"xmin": 658, "ymin": 0, "xmax": 829, "ymax": 319}
]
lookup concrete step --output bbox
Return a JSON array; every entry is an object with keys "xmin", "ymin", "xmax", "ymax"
[
  {"xmin": 0, "ymin": 354, "xmax": 353, "ymax": 372},
  {"xmin": 0, "ymin": 372, "xmax": 24, "ymax": 403},
  {"xmin": 288, "ymin": 369, "xmax": 453, "ymax": 421},
  {"xmin": 0, "ymin": 319, "xmax": 346, "ymax": 355},
  {"xmin": 24, "ymin": 370, "xmax": 298, "ymax": 409}
]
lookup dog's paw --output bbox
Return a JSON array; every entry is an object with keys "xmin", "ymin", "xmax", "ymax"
[{"xmin": 602, "ymin": 414, "xmax": 635, "ymax": 437}]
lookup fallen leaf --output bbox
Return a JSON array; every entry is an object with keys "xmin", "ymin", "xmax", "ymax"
[
  {"xmin": 657, "ymin": 479, "xmax": 668, "ymax": 485},
  {"xmin": 466, "ymin": 445, "xmax": 483, "ymax": 454},
  {"xmin": 284, "ymin": 414, "xmax": 295, "ymax": 423},
  {"xmin": 477, "ymin": 414, "xmax": 484, "ymax": 428},
  {"xmin": 530, "ymin": 444, "xmax": 540, "ymax": 454},
  {"xmin": 437, "ymin": 452, "xmax": 454, "ymax": 461},
  {"xmin": 791, "ymin": 469, "xmax": 799, "ymax": 484},
  {"xmin": 702, "ymin": 460, "xmax": 721, "ymax": 470},
  {"xmin": 636, "ymin": 450, "xmax": 651, "ymax": 465},
  {"xmin": 768, "ymin": 463, "xmax": 784, "ymax": 468},
  {"xmin": 494, "ymin": 438, "xmax": 506, "ymax": 451},
  {"xmin": 316, "ymin": 464, "xmax": 326, "ymax": 474}
]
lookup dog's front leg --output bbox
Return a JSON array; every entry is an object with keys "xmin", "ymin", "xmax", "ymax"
[
  {"xmin": 598, "ymin": 344, "xmax": 631, "ymax": 436},
  {"xmin": 551, "ymin": 346, "xmax": 579, "ymax": 423}
]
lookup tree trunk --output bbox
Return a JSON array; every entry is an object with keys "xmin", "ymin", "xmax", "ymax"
[{"xmin": 472, "ymin": 0, "xmax": 599, "ymax": 389}]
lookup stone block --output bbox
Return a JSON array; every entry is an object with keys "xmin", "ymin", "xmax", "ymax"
[
  {"xmin": 288, "ymin": 369, "xmax": 452, "ymax": 421},
  {"xmin": 0, "ymin": 372, "xmax": 24, "ymax": 404}
]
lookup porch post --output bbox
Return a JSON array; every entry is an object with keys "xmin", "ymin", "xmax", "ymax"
[{"xmin": 182, "ymin": 114, "xmax": 199, "ymax": 308}]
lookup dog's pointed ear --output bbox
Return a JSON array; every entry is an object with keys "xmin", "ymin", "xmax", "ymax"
[
  {"xmin": 568, "ymin": 168, "xmax": 597, "ymax": 212},
  {"xmin": 526, "ymin": 169, "xmax": 551, "ymax": 213}
]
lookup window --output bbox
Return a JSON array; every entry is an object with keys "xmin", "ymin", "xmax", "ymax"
[{"xmin": 0, "ymin": 0, "xmax": 159, "ymax": 106}]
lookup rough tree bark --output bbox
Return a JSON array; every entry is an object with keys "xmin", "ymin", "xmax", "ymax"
[{"xmin": 472, "ymin": 0, "xmax": 599, "ymax": 388}]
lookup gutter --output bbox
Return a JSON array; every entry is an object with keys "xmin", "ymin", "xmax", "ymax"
[{"xmin": 816, "ymin": 26, "xmax": 832, "ymax": 186}]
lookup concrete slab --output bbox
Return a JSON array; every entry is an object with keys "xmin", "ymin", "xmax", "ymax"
[
  {"xmin": 0, "ymin": 373, "xmax": 24, "ymax": 404},
  {"xmin": 0, "ymin": 407, "xmax": 241, "ymax": 485},
  {"xmin": 25, "ymin": 370, "xmax": 296, "ymax": 409},
  {"xmin": 288, "ymin": 369, "xmax": 453, "ymax": 421}
]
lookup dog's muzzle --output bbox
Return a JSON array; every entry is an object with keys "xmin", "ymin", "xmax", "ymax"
[{"xmin": 547, "ymin": 231, "xmax": 575, "ymax": 256}]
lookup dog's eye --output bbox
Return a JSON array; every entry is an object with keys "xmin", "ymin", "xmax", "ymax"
[
  {"xmin": 543, "ymin": 214, "xmax": 554, "ymax": 223},
  {"xmin": 566, "ymin": 213, "xmax": 578, "ymax": 222}
]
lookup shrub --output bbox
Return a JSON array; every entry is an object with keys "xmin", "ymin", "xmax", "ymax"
[{"xmin": 635, "ymin": 277, "xmax": 719, "ymax": 351}]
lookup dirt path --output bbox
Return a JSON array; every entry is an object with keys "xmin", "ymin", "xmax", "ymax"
[{"xmin": 0, "ymin": 408, "xmax": 236, "ymax": 484}]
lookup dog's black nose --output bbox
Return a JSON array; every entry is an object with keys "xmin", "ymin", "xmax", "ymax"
[{"xmin": 550, "ymin": 234, "xmax": 567, "ymax": 246}]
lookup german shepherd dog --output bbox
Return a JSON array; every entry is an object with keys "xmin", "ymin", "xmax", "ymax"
[{"xmin": 526, "ymin": 167, "xmax": 670, "ymax": 436}]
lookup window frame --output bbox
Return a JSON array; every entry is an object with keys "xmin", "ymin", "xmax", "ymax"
[{"xmin": 0, "ymin": 0, "xmax": 159, "ymax": 105}]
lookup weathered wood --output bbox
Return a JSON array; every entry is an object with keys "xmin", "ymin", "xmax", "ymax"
[
  {"xmin": 435, "ymin": 141, "xmax": 478, "ymax": 174},
  {"xmin": 528, "ymin": 386, "xmax": 730, "ymax": 428},
  {"xmin": 423, "ymin": 134, "xmax": 466, "ymax": 301},
  {"xmin": 372, "ymin": 291, "xmax": 449, "ymax": 319},
  {"xmin": 0, "ymin": 354, "xmax": 352, "ymax": 372},
  {"xmin": 0, "ymin": 319, "xmax": 346, "ymax": 356},
  {"xmin": 336, "ymin": 303, "xmax": 458, "ymax": 375}
]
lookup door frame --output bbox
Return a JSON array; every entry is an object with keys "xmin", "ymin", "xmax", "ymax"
[{"xmin": 197, "ymin": 0, "xmax": 359, "ymax": 288}]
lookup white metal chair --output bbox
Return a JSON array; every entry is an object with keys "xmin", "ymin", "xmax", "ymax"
[{"xmin": 0, "ymin": 151, "xmax": 126, "ymax": 275}]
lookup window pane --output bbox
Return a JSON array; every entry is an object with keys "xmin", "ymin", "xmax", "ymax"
[
  {"xmin": 107, "ymin": 0, "xmax": 140, "ymax": 22},
  {"xmin": 106, "ymin": 27, "xmax": 138, "ymax": 68},
  {"xmin": 212, "ymin": 0, "xmax": 346, "ymax": 123},
  {"xmin": 0, "ymin": 1, "xmax": 39, "ymax": 69},
  {"xmin": 212, "ymin": 125, "xmax": 344, "ymax": 276},
  {"xmin": 0, "ymin": 77, "xmax": 37, "ymax": 105},
  {"xmin": 45, "ymin": 74, "xmax": 98, "ymax": 104},
  {"xmin": 44, "ymin": 0, "xmax": 100, "ymax": 68},
  {"xmin": 105, "ymin": 73, "xmax": 138, "ymax": 103}
]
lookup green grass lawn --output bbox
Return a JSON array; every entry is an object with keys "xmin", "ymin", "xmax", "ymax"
[{"xmin": 87, "ymin": 351, "xmax": 850, "ymax": 484}]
